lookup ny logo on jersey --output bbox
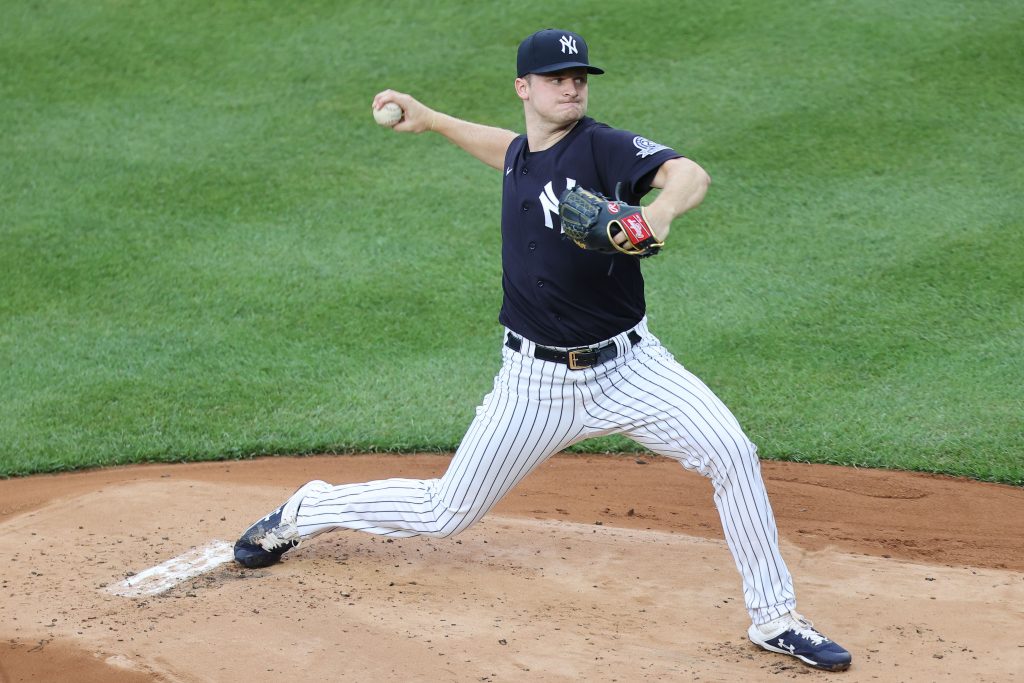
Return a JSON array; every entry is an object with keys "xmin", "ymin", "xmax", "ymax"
[
  {"xmin": 539, "ymin": 178, "xmax": 577, "ymax": 230},
  {"xmin": 559, "ymin": 35, "xmax": 578, "ymax": 55}
]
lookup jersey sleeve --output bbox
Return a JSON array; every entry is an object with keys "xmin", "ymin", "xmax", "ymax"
[{"xmin": 590, "ymin": 124, "xmax": 684, "ymax": 203}]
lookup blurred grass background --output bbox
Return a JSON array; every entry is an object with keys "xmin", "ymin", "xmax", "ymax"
[{"xmin": 1, "ymin": 0, "xmax": 1021, "ymax": 482}]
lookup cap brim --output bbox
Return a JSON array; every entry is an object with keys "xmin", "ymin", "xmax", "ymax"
[{"xmin": 524, "ymin": 62, "xmax": 605, "ymax": 76}]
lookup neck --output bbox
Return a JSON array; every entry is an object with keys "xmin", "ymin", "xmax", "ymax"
[{"xmin": 525, "ymin": 114, "xmax": 581, "ymax": 152}]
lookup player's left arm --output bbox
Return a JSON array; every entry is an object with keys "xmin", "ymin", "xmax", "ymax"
[{"xmin": 642, "ymin": 158, "xmax": 711, "ymax": 243}]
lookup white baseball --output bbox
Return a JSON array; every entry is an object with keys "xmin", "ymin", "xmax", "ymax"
[{"xmin": 373, "ymin": 102, "xmax": 403, "ymax": 127}]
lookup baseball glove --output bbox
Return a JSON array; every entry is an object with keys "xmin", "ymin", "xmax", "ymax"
[{"xmin": 558, "ymin": 183, "xmax": 664, "ymax": 257}]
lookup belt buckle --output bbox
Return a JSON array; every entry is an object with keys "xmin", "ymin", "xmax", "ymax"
[{"xmin": 567, "ymin": 348, "xmax": 596, "ymax": 370}]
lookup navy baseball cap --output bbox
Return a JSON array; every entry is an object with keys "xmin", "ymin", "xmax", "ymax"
[{"xmin": 516, "ymin": 29, "xmax": 605, "ymax": 77}]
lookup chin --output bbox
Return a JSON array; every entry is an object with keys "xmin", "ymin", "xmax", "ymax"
[{"xmin": 557, "ymin": 106, "xmax": 585, "ymax": 122}]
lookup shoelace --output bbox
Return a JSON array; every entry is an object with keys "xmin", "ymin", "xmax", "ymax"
[
  {"xmin": 259, "ymin": 526, "xmax": 300, "ymax": 551},
  {"xmin": 785, "ymin": 613, "xmax": 828, "ymax": 646}
]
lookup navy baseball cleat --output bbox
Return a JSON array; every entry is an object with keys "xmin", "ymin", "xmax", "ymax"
[
  {"xmin": 234, "ymin": 480, "xmax": 331, "ymax": 569},
  {"xmin": 748, "ymin": 612, "xmax": 852, "ymax": 672}
]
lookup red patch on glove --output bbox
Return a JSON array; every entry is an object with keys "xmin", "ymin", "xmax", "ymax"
[{"xmin": 620, "ymin": 213, "xmax": 653, "ymax": 245}]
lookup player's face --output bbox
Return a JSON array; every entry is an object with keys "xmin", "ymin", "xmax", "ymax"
[{"xmin": 518, "ymin": 68, "xmax": 589, "ymax": 125}]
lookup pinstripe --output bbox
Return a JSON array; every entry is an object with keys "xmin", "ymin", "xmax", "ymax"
[
  {"xmin": 293, "ymin": 320, "xmax": 796, "ymax": 623},
  {"xmin": 617, "ymin": 344, "xmax": 794, "ymax": 619},
  {"xmin": 589, "ymin": 355, "xmax": 782, "ymax": 610}
]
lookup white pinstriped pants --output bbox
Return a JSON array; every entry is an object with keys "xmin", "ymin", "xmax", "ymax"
[{"xmin": 296, "ymin": 317, "xmax": 796, "ymax": 624}]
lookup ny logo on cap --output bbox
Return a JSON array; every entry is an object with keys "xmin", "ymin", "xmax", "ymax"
[{"xmin": 559, "ymin": 35, "xmax": 578, "ymax": 55}]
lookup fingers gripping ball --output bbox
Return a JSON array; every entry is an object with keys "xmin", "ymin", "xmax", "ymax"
[
  {"xmin": 558, "ymin": 184, "xmax": 664, "ymax": 257},
  {"xmin": 373, "ymin": 102, "xmax": 404, "ymax": 127}
]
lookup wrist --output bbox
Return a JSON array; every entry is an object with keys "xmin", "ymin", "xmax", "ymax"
[{"xmin": 643, "ymin": 202, "xmax": 673, "ymax": 242}]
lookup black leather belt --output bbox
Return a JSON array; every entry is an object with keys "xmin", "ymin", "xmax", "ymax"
[{"xmin": 505, "ymin": 330, "xmax": 642, "ymax": 370}]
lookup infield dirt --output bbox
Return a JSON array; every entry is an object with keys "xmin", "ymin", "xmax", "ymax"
[{"xmin": 1, "ymin": 454, "xmax": 1021, "ymax": 682}]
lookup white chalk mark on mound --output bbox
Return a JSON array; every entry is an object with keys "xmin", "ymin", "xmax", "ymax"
[{"xmin": 106, "ymin": 540, "xmax": 234, "ymax": 597}]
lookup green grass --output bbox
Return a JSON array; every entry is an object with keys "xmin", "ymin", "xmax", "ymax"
[{"xmin": 1, "ymin": 0, "xmax": 1021, "ymax": 483}]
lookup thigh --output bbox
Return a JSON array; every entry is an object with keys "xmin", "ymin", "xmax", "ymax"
[
  {"xmin": 608, "ymin": 342, "xmax": 755, "ymax": 476},
  {"xmin": 435, "ymin": 349, "xmax": 585, "ymax": 531}
]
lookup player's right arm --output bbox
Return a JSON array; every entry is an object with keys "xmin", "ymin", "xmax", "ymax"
[{"xmin": 373, "ymin": 90, "xmax": 516, "ymax": 171}]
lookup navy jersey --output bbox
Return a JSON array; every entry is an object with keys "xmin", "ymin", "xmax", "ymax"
[{"xmin": 498, "ymin": 117, "xmax": 682, "ymax": 346}]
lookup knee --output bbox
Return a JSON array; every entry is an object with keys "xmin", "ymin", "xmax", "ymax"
[
  {"xmin": 689, "ymin": 434, "xmax": 759, "ymax": 481},
  {"xmin": 426, "ymin": 504, "xmax": 487, "ymax": 539},
  {"xmin": 737, "ymin": 436, "xmax": 759, "ymax": 462},
  {"xmin": 721, "ymin": 434, "xmax": 760, "ymax": 470}
]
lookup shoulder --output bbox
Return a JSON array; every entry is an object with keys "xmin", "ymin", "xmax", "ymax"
[
  {"xmin": 562, "ymin": 118, "xmax": 629, "ymax": 154},
  {"xmin": 588, "ymin": 121, "xmax": 674, "ymax": 157},
  {"xmin": 504, "ymin": 133, "xmax": 529, "ymax": 160},
  {"xmin": 575, "ymin": 117, "xmax": 611, "ymax": 139}
]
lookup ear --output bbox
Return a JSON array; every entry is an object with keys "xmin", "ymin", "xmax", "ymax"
[{"xmin": 514, "ymin": 76, "xmax": 530, "ymax": 101}]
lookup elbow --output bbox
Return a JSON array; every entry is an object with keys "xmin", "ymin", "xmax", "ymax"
[
  {"xmin": 688, "ymin": 159, "xmax": 711, "ymax": 192},
  {"xmin": 669, "ymin": 157, "xmax": 710, "ymax": 196},
  {"xmin": 700, "ymin": 166, "xmax": 711, "ymax": 189},
  {"xmin": 653, "ymin": 157, "xmax": 711, "ymax": 208},
  {"xmin": 686, "ymin": 161, "xmax": 711, "ymax": 205}
]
